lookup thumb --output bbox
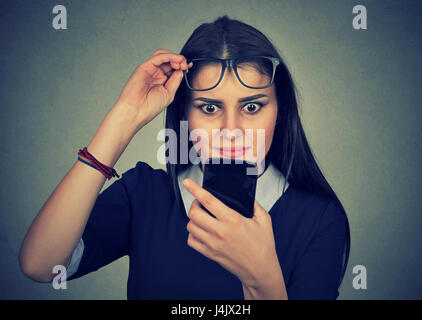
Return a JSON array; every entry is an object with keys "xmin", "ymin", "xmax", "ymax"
[
  {"xmin": 164, "ymin": 69, "xmax": 184, "ymax": 97},
  {"xmin": 252, "ymin": 199, "xmax": 269, "ymax": 223}
]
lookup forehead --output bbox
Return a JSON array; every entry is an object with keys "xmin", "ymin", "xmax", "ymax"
[
  {"xmin": 188, "ymin": 81, "xmax": 276, "ymax": 101},
  {"xmin": 186, "ymin": 58, "xmax": 274, "ymax": 99}
]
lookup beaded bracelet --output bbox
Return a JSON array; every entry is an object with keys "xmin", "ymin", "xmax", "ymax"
[{"xmin": 77, "ymin": 147, "xmax": 120, "ymax": 180}]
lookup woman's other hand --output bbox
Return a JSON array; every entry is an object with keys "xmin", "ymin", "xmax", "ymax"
[
  {"xmin": 182, "ymin": 178, "xmax": 288, "ymax": 299},
  {"xmin": 114, "ymin": 48, "xmax": 193, "ymax": 135}
]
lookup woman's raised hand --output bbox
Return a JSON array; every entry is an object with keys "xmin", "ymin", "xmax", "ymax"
[{"xmin": 114, "ymin": 49, "xmax": 193, "ymax": 133}]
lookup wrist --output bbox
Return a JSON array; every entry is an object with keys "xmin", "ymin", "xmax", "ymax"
[
  {"xmin": 242, "ymin": 259, "xmax": 288, "ymax": 300},
  {"xmin": 87, "ymin": 105, "xmax": 137, "ymax": 167},
  {"xmin": 112, "ymin": 99, "xmax": 150, "ymax": 135}
]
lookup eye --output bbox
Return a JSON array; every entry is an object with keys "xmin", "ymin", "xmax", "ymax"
[
  {"xmin": 242, "ymin": 102, "xmax": 264, "ymax": 114},
  {"xmin": 196, "ymin": 104, "xmax": 221, "ymax": 114}
]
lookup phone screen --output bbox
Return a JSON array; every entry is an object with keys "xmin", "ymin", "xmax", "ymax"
[{"xmin": 201, "ymin": 157, "xmax": 258, "ymax": 218}]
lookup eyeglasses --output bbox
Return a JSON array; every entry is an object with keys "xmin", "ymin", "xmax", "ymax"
[{"xmin": 182, "ymin": 56, "xmax": 280, "ymax": 91}]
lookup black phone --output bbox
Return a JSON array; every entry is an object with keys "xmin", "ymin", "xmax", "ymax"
[{"xmin": 201, "ymin": 157, "xmax": 258, "ymax": 219}]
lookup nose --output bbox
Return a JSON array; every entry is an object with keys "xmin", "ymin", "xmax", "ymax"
[{"xmin": 220, "ymin": 110, "xmax": 243, "ymax": 143}]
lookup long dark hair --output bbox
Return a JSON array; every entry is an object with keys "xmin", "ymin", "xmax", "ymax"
[{"xmin": 164, "ymin": 15, "xmax": 350, "ymax": 288}]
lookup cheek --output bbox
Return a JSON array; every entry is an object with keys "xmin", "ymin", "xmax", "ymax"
[
  {"xmin": 264, "ymin": 119, "xmax": 276, "ymax": 150},
  {"xmin": 187, "ymin": 112, "xmax": 213, "ymax": 155},
  {"xmin": 252, "ymin": 110, "xmax": 277, "ymax": 152},
  {"xmin": 187, "ymin": 110, "xmax": 202, "ymax": 134},
  {"xmin": 187, "ymin": 108, "xmax": 210, "ymax": 129}
]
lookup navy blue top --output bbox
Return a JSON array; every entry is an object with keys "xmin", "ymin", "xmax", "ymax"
[{"xmin": 67, "ymin": 161, "xmax": 348, "ymax": 300}]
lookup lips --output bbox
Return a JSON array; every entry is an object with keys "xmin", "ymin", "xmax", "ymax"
[
  {"xmin": 219, "ymin": 147, "xmax": 249, "ymax": 151},
  {"xmin": 214, "ymin": 147, "xmax": 251, "ymax": 158}
]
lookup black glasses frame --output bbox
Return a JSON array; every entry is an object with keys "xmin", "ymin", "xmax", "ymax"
[{"xmin": 182, "ymin": 55, "xmax": 280, "ymax": 91}]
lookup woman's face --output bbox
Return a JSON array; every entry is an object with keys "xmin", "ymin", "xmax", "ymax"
[{"xmin": 186, "ymin": 65, "xmax": 278, "ymax": 170}]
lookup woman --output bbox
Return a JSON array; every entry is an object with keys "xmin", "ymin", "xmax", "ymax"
[{"xmin": 19, "ymin": 15, "xmax": 350, "ymax": 300}]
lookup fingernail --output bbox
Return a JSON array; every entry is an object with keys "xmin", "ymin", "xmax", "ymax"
[{"xmin": 183, "ymin": 179, "xmax": 190, "ymax": 188}]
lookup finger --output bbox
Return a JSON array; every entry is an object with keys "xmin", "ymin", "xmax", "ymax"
[
  {"xmin": 252, "ymin": 199, "xmax": 271, "ymax": 224},
  {"xmin": 187, "ymin": 233, "xmax": 211, "ymax": 258},
  {"xmin": 149, "ymin": 53, "xmax": 185, "ymax": 69},
  {"xmin": 138, "ymin": 53, "xmax": 181, "ymax": 79},
  {"xmin": 159, "ymin": 62, "xmax": 179, "ymax": 78},
  {"xmin": 186, "ymin": 219, "xmax": 215, "ymax": 245},
  {"xmin": 183, "ymin": 178, "xmax": 237, "ymax": 223},
  {"xmin": 146, "ymin": 54, "xmax": 190, "ymax": 81},
  {"xmin": 150, "ymin": 51, "xmax": 192, "ymax": 78},
  {"xmin": 169, "ymin": 59, "xmax": 190, "ymax": 70},
  {"xmin": 163, "ymin": 69, "xmax": 184, "ymax": 95},
  {"xmin": 150, "ymin": 50, "xmax": 191, "ymax": 69},
  {"xmin": 162, "ymin": 60, "xmax": 192, "ymax": 77},
  {"xmin": 188, "ymin": 199, "xmax": 221, "ymax": 234},
  {"xmin": 150, "ymin": 49, "xmax": 180, "ymax": 74},
  {"xmin": 151, "ymin": 48, "xmax": 173, "ymax": 56}
]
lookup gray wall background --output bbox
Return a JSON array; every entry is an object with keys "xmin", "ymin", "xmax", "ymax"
[{"xmin": 1, "ymin": 0, "xmax": 421, "ymax": 299}]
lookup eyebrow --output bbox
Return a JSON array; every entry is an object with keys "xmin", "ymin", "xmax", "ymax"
[{"xmin": 192, "ymin": 94, "xmax": 269, "ymax": 104}]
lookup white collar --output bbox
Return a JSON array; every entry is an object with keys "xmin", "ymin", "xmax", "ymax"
[{"xmin": 177, "ymin": 161, "xmax": 290, "ymax": 216}]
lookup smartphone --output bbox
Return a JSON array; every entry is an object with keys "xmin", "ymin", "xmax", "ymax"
[{"xmin": 201, "ymin": 157, "xmax": 258, "ymax": 219}]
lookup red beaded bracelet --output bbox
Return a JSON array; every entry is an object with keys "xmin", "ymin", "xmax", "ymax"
[{"xmin": 77, "ymin": 147, "xmax": 120, "ymax": 180}]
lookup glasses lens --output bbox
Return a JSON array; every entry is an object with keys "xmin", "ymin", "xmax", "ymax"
[
  {"xmin": 186, "ymin": 59, "xmax": 223, "ymax": 90},
  {"xmin": 235, "ymin": 57, "xmax": 274, "ymax": 88}
]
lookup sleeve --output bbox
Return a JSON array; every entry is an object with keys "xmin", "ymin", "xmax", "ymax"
[
  {"xmin": 286, "ymin": 199, "xmax": 348, "ymax": 300},
  {"xmin": 67, "ymin": 175, "xmax": 131, "ymax": 281},
  {"xmin": 66, "ymin": 238, "xmax": 84, "ymax": 278}
]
